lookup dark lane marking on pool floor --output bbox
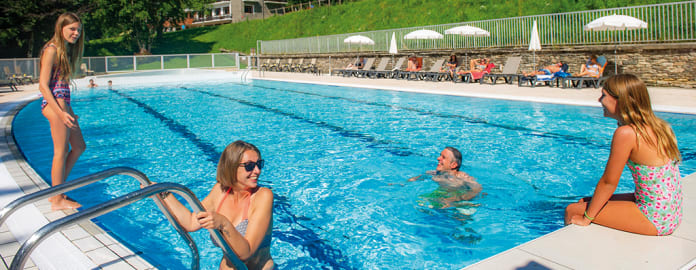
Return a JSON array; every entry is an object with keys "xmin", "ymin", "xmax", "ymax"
[
  {"xmin": 108, "ymin": 89, "xmax": 221, "ymax": 163},
  {"xmin": 181, "ymin": 87, "xmax": 420, "ymax": 158},
  {"xmin": 251, "ymin": 83, "xmax": 612, "ymax": 149},
  {"xmin": 109, "ymin": 88, "xmax": 355, "ymax": 269}
]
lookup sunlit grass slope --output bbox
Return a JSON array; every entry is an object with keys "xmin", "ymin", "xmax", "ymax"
[{"xmin": 85, "ymin": 0, "xmax": 679, "ymax": 56}]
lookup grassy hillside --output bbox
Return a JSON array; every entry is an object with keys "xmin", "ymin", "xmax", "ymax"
[{"xmin": 85, "ymin": 0, "xmax": 680, "ymax": 56}]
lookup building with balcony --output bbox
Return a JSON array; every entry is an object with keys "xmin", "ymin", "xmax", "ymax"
[{"xmin": 184, "ymin": 0, "xmax": 288, "ymax": 28}]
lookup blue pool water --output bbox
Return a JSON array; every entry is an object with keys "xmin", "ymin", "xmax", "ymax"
[{"xmin": 12, "ymin": 78, "xmax": 696, "ymax": 269}]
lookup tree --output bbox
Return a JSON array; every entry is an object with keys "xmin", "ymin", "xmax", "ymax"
[
  {"xmin": 88, "ymin": 0, "xmax": 212, "ymax": 54},
  {"xmin": 0, "ymin": 0, "xmax": 90, "ymax": 58},
  {"xmin": 0, "ymin": 0, "xmax": 212, "ymax": 57}
]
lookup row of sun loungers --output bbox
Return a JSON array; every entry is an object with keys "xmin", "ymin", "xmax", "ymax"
[
  {"xmin": 260, "ymin": 58, "xmax": 320, "ymax": 74},
  {"xmin": 329, "ymin": 55, "xmax": 609, "ymax": 89},
  {"xmin": 3, "ymin": 66, "xmax": 35, "ymax": 86}
]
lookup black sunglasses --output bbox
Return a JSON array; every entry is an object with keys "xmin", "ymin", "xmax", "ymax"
[{"xmin": 239, "ymin": 160, "xmax": 264, "ymax": 172}]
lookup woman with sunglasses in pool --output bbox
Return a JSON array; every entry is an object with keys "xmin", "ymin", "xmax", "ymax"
[
  {"xmin": 39, "ymin": 12, "xmax": 86, "ymax": 210},
  {"xmin": 564, "ymin": 74, "xmax": 682, "ymax": 236},
  {"xmin": 160, "ymin": 140, "xmax": 274, "ymax": 269}
]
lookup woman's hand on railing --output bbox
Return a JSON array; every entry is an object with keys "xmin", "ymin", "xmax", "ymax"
[{"xmin": 195, "ymin": 211, "xmax": 231, "ymax": 232}]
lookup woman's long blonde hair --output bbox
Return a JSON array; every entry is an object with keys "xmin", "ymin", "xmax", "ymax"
[
  {"xmin": 41, "ymin": 12, "xmax": 84, "ymax": 81},
  {"xmin": 603, "ymin": 74, "xmax": 681, "ymax": 162}
]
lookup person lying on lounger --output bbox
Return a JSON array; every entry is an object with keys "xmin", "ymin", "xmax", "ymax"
[
  {"xmin": 523, "ymin": 62, "xmax": 564, "ymax": 76},
  {"xmin": 345, "ymin": 57, "xmax": 365, "ymax": 70}
]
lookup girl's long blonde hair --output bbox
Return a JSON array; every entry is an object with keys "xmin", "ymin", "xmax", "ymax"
[
  {"xmin": 41, "ymin": 12, "xmax": 84, "ymax": 81},
  {"xmin": 603, "ymin": 74, "xmax": 681, "ymax": 162}
]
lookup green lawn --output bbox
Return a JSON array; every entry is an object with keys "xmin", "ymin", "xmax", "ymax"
[{"xmin": 85, "ymin": 0, "xmax": 684, "ymax": 56}]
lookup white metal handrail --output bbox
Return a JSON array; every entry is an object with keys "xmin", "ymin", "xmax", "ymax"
[
  {"xmin": 0, "ymin": 52, "xmax": 240, "ymax": 80},
  {"xmin": 0, "ymin": 167, "xmax": 246, "ymax": 270},
  {"xmin": 9, "ymin": 182, "xmax": 247, "ymax": 270}
]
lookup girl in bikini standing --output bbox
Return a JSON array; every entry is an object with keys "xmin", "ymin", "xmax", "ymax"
[
  {"xmin": 39, "ymin": 12, "xmax": 86, "ymax": 210},
  {"xmin": 564, "ymin": 74, "xmax": 682, "ymax": 235}
]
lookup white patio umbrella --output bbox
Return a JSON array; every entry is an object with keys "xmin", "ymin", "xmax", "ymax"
[
  {"xmin": 389, "ymin": 32, "xmax": 398, "ymax": 54},
  {"xmin": 344, "ymin": 35, "xmax": 375, "ymax": 51},
  {"xmin": 404, "ymin": 29, "xmax": 443, "ymax": 40},
  {"xmin": 444, "ymin": 25, "xmax": 490, "ymax": 37},
  {"xmin": 445, "ymin": 25, "xmax": 490, "ymax": 65},
  {"xmin": 343, "ymin": 35, "xmax": 375, "ymax": 45},
  {"xmin": 389, "ymin": 32, "xmax": 398, "ymax": 67},
  {"xmin": 583, "ymin": 14, "xmax": 648, "ymax": 31},
  {"xmin": 528, "ymin": 20, "xmax": 542, "ymax": 71},
  {"xmin": 584, "ymin": 14, "xmax": 648, "ymax": 73}
]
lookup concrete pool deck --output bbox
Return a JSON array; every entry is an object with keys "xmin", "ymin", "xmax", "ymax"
[{"xmin": 0, "ymin": 70, "xmax": 694, "ymax": 269}]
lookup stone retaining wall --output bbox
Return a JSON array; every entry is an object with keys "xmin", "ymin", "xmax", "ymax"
[{"xmin": 258, "ymin": 43, "xmax": 696, "ymax": 88}]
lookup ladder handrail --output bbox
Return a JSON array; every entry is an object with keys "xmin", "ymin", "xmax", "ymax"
[
  {"xmin": 10, "ymin": 183, "xmax": 247, "ymax": 270},
  {"xmin": 0, "ymin": 167, "xmax": 147, "ymax": 226},
  {"xmin": 0, "ymin": 167, "xmax": 199, "ymax": 269}
]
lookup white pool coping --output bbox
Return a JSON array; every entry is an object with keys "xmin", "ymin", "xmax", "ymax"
[{"xmin": 1, "ymin": 71, "xmax": 695, "ymax": 269}]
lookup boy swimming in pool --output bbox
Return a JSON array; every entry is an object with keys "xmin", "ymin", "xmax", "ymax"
[{"xmin": 409, "ymin": 147, "xmax": 482, "ymax": 208}]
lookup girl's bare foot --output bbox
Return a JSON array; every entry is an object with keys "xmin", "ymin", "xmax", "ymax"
[{"xmin": 49, "ymin": 195, "xmax": 81, "ymax": 211}]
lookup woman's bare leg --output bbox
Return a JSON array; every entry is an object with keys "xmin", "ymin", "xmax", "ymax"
[
  {"xmin": 565, "ymin": 199, "xmax": 657, "ymax": 235},
  {"xmin": 43, "ymin": 102, "xmax": 83, "ymax": 210}
]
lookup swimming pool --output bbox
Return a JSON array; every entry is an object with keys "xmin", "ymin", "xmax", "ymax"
[{"xmin": 12, "ymin": 77, "xmax": 696, "ymax": 269}]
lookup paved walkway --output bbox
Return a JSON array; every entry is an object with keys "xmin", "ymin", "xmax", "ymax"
[
  {"xmin": 0, "ymin": 71, "xmax": 694, "ymax": 269},
  {"xmin": 254, "ymin": 71, "xmax": 696, "ymax": 114}
]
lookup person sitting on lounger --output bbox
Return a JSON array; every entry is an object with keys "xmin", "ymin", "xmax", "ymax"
[
  {"xmin": 574, "ymin": 55, "xmax": 601, "ymax": 78},
  {"xmin": 439, "ymin": 54, "xmax": 458, "ymax": 77},
  {"xmin": 456, "ymin": 58, "xmax": 489, "ymax": 76},
  {"xmin": 405, "ymin": 55, "xmax": 422, "ymax": 72},
  {"xmin": 523, "ymin": 62, "xmax": 564, "ymax": 76},
  {"xmin": 345, "ymin": 57, "xmax": 365, "ymax": 70}
]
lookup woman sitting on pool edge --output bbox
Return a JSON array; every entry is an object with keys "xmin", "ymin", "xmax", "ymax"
[
  {"xmin": 564, "ymin": 74, "xmax": 682, "ymax": 236},
  {"xmin": 158, "ymin": 140, "xmax": 274, "ymax": 269}
]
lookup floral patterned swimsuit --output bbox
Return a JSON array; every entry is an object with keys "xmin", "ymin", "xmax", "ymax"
[
  {"xmin": 628, "ymin": 160, "xmax": 682, "ymax": 235},
  {"xmin": 40, "ymin": 44, "xmax": 71, "ymax": 110}
]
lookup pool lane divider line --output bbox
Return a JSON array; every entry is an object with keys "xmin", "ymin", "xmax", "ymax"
[
  {"xmin": 108, "ymin": 89, "xmax": 220, "ymax": 163},
  {"xmin": 108, "ymin": 88, "xmax": 353, "ymax": 269},
  {"xmin": 253, "ymin": 82, "xmax": 696, "ymax": 162},
  {"xmin": 239, "ymin": 82, "xmax": 612, "ymax": 149},
  {"xmin": 180, "ymin": 87, "xmax": 421, "ymax": 158}
]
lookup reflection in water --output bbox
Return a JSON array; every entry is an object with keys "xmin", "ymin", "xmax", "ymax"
[
  {"xmin": 414, "ymin": 174, "xmax": 483, "ymax": 244},
  {"xmin": 415, "ymin": 172, "xmax": 482, "ymax": 209}
]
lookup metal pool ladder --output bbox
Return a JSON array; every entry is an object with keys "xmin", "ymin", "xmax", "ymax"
[{"xmin": 0, "ymin": 167, "xmax": 247, "ymax": 270}]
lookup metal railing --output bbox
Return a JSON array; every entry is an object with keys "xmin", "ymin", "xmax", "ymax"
[
  {"xmin": 0, "ymin": 167, "xmax": 246, "ymax": 270},
  {"xmin": 0, "ymin": 53, "xmax": 240, "ymax": 82},
  {"xmin": 268, "ymin": 0, "xmax": 355, "ymax": 15},
  {"xmin": 258, "ymin": 1, "xmax": 696, "ymax": 54}
]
